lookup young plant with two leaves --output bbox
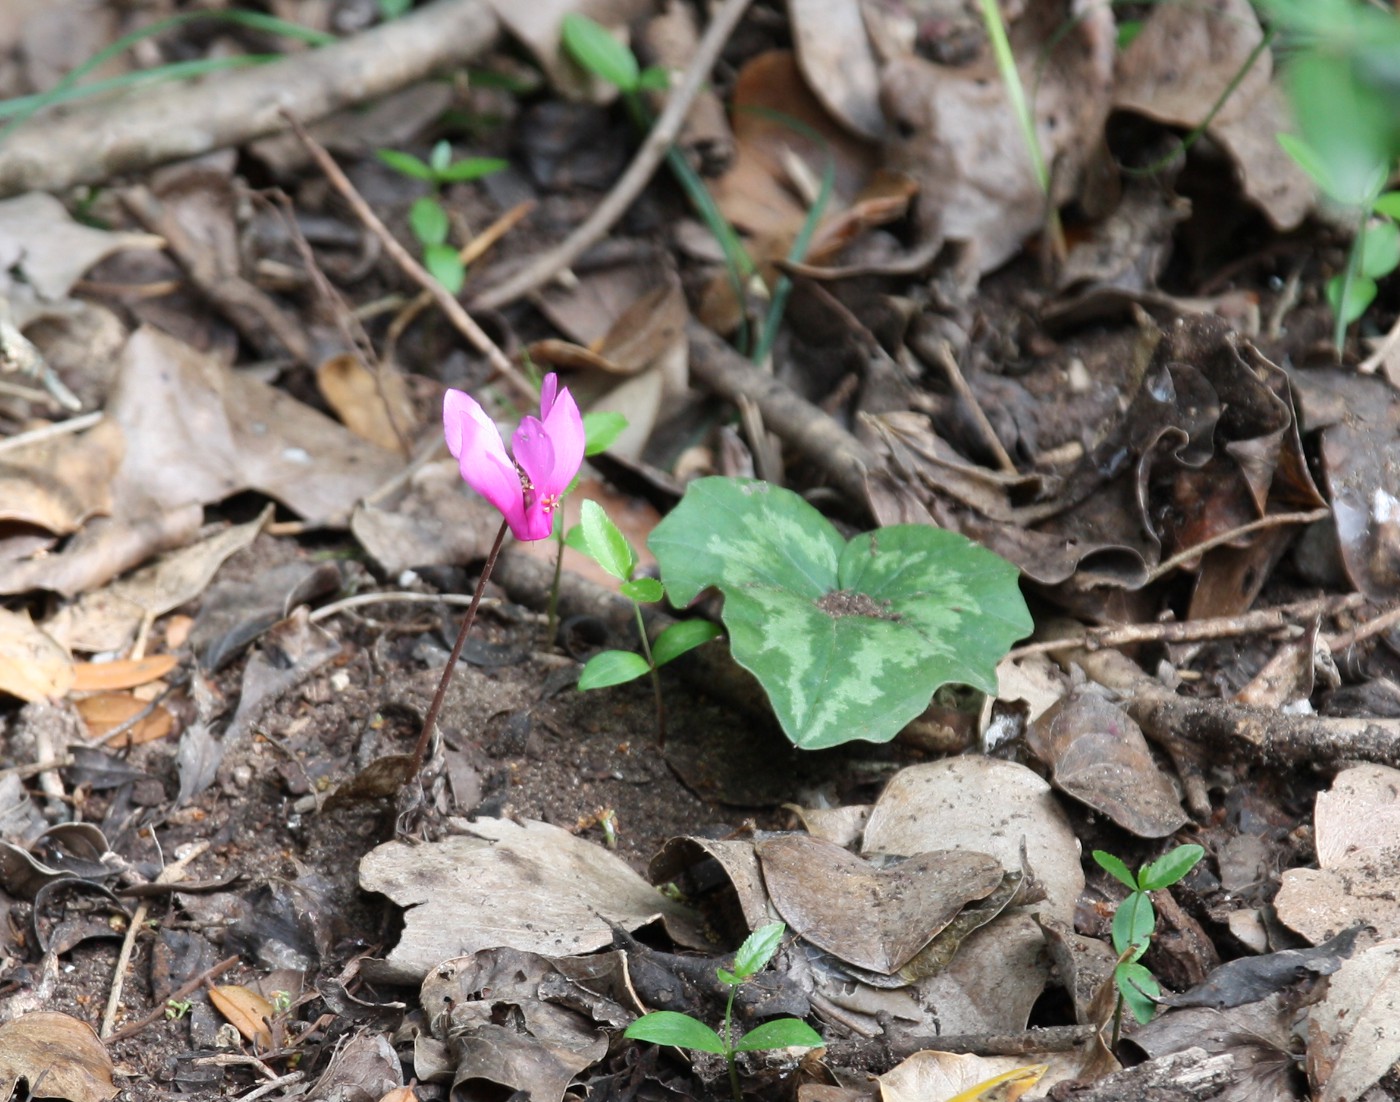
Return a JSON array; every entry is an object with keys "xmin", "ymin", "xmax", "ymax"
[
  {"xmin": 1092, "ymin": 844, "xmax": 1205, "ymax": 1041},
  {"xmin": 624, "ymin": 922, "xmax": 822, "ymax": 1102}
]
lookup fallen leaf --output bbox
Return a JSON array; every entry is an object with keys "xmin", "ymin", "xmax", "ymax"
[
  {"xmin": 74, "ymin": 692, "xmax": 176, "ymax": 746},
  {"xmin": 316, "ymin": 353, "xmax": 414, "ymax": 455},
  {"xmin": 0, "ymin": 192, "xmax": 163, "ymax": 300},
  {"xmin": 208, "ymin": 984, "xmax": 275, "ymax": 1048},
  {"xmin": 359, "ymin": 817, "xmax": 707, "ymax": 985},
  {"xmin": 0, "ymin": 416, "xmax": 122, "ymax": 533},
  {"xmin": 0, "ymin": 1011, "xmax": 117, "ymax": 1102},
  {"xmin": 788, "ymin": 0, "xmax": 884, "ymax": 141},
  {"xmin": 0, "ymin": 608, "xmax": 73, "ymax": 701},
  {"xmin": 70, "ymin": 654, "xmax": 177, "ymax": 692},
  {"xmin": 756, "ymin": 834, "xmax": 1002, "ymax": 975},
  {"xmin": 1307, "ymin": 939, "xmax": 1400, "ymax": 1102},
  {"xmin": 878, "ymin": 1051, "xmax": 1055, "ymax": 1102},
  {"xmin": 1026, "ymin": 689, "xmax": 1188, "ymax": 838}
]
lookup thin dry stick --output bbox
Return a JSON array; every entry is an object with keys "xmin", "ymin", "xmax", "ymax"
[
  {"xmin": 0, "ymin": 410, "xmax": 103, "ymax": 453},
  {"xmin": 1325, "ymin": 601, "xmax": 1400, "ymax": 653},
  {"xmin": 469, "ymin": 0, "xmax": 756, "ymax": 311},
  {"xmin": 309, "ymin": 591, "xmax": 503, "ymax": 623},
  {"xmin": 101, "ymin": 841, "xmax": 211, "ymax": 1038},
  {"xmin": 1142, "ymin": 507, "xmax": 1332, "ymax": 585},
  {"xmin": 103, "ymin": 953, "xmax": 240, "ymax": 1044},
  {"xmin": 1008, "ymin": 592, "xmax": 1366, "ymax": 661},
  {"xmin": 280, "ymin": 109, "xmax": 535, "ymax": 402},
  {"xmin": 929, "ymin": 340, "xmax": 1018, "ymax": 475}
]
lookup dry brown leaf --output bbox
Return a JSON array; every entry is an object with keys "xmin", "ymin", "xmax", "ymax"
[
  {"xmin": 351, "ymin": 458, "xmax": 499, "ymax": 576},
  {"xmin": 315, "ymin": 353, "xmax": 413, "ymax": 455},
  {"xmin": 378, "ymin": 1088, "xmax": 417, "ymax": 1102},
  {"xmin": 45, "ymin": 507, "xmax": 270, "ymax": 654},
  {"xmin": 0, "ymin": 192, "xmax": 163, "ymax": 300},
  {"xmin": 789, "ymin": 0, "xmax": 885, "ymax": 141},
  {"xmin": 208, "ymin": 984, "xmax": 275, "ymax": 1048},
  {"xmin": 0, "ymin": 607, "xmax": 73, "ymax": 701},
  {"xmin": 0, "ymin": 417, "xmax": 122, "ymax": 533},
  {"xmin": 73, "ymin": 692, "xmax": 176, "ymax": 746},
  {"xmin": 70, "ymin": 654, "xmax": 177, "ymax": 692},
  {"xmin": 1307, "ymin": 939, "xmax": 1400, "ymax": 1102},
  {"xmin": 0, "ymin": 1011, "xmax": 117, "ymax": 1102},
  {"xmin": 879, "ymin": 1053, "xmax": 1056, "ymax": 1102}
]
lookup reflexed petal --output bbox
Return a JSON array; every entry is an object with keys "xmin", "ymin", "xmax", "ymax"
[
  {"xmin": 443, "ymin": 389, "xmax": 526, "ymax": 531},
  {"xmin": 538, "ymin": 384, "xmax": 585, "ymax": 492},
  {"xmin": 512, "ymin": 414, "xmax": 556, "ymax": 491},
  {"xmin": 539, "ymin": 373, "xmax": 559, "ymax": 418}
]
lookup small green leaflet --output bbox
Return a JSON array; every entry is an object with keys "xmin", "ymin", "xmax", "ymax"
[
  {"xmin": 578, "ymin": 650, "xmax": 650, "ymax": 690},
  {"xmin": 649, "ymin": 478, "xmax": 1031, "ymax": 750},
  {"xmin": 735, "ymin": 1018, "xmax": 823, "ymax": 1052},
  {"xmin": 624, "ymin": 1011, "xmax": 725, "ymax": 1054},
  {"xmin": 560, "ymin": 13, "xmax": 639, "ymax": 92}
]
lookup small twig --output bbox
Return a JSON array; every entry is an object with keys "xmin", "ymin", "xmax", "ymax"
[
  {"xmin": 96, "ymin": 672, "xmax": 188, "ymax": 747},
  {"xmin": 237, "ymin": 1071, "xmax": 306, "ymax": 1102},
  {"xmin": 469, "ymin": 0, "xmax": 756, "ymax": 311},
  {"xmin": 280, "ymin": 109, "xmax": 535, "ymax": 402},
  {"xmin": 1141, "ymin": 507, "xmax": 1332, "ymax": 585},
  {"xmin": 104, "ymin": 953, "xmax": 240, "ymax": 1043},
  {"xmin": 1359, "ymin": 307, "xmax": 1400, "ymax": 375},
  {"xmin": 1325, "ymin": 601, "xmax": 1400, "ymax": 654},
  {"xmin": 102, "ymin": 841, "xmax": 211, "ymax": 1038},
  {"xmin": 929, "ymin": 340, "xmax": 1018, "ymax": 475},
  {"xmin": 309, "ymin": 591, "xmax": 502, "ymax": 623},
  {"xmin": 1009, "ymin": 592, "xmax": 1365, "ymax": 661},
  {"xmin": 0, "ymin": 410, "xmax": 103, "ymax": 453},
  {"xmin": 0, "ymin": 756, "xmax": 74, "ymax": 781}
]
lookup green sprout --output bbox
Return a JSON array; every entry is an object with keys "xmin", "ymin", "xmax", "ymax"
[
  {"xmin": 569, "ymin": 500, "xmax": 722, "ymax": 743},
  {"xmin": 559, "ymin": 14, "xmax": 830, "ymax": 363},
  {"xmin": 165, "ymin": 998, "xmax": 193, "ymax": 1020},
  {"xmin": 1092, "ymin": 844, "xmax": 1205, "ymax": 1041},
  {"xmin": 376, "ymin": 140, "xmax": 507, "ymax": 293},
  {"xmin": 624, "ymin": 922, "xmax": 822, "ymax": 1102}
]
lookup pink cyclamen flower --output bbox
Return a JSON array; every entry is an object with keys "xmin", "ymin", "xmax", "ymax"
[{"xmin": 443, "ymin": 374, "xmax": 585, "ymax": 541}]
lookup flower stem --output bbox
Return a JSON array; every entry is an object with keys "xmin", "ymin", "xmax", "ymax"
[
  {"xmin": 631, "ymin": 601, "xmax": 666, "ymax": 747},
  {"xmin": 409, "ymin": 520, "xmax": 509, "ymax": 780}
]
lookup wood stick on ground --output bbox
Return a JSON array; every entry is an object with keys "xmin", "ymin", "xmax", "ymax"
[
  {"xmin": 686, "ymin": 319, "xmax": 883, "ymax": 512},
  {"xmin": 122, "ymin": 185, "xmax": 313, "ymax": 365},
  {"xmin": 103, "ymin": 954, "xmax": 240, "ymax": 1044},
  {"xmin": 823, "ymin": 1024, "xmax": 1097, "ymax": 1065},
  {"xmin": 1009, "ymin": 592, "xmax": 1366, "ymax": 660},
  {"xmin": 0, "ymin": 0, "xmax": 499, "ymax": 199},
  {"xmin": 469, "ymin": 0, "xmax": 757, "ymax": 311},
  {"xmin": 101, "ymin": 841, "xmax": 211, "ymax": 1038},
  {"xmin": 282, "ymin": 110, "xmax": 535, "ymax": 402},
  {"xmin": 1043, "ymin": 625, "xmax": 1400, "ymax": 768}
]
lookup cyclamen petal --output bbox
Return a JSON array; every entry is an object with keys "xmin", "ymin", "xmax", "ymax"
[{"xmin": 442, "ymin": 374, "xmax": 585, "ymax": 542}]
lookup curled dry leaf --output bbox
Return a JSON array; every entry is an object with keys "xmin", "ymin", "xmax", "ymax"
[
  {"xmin": 879, "ymin": 1052, "xmax": 1059, "ymax": 1102},
  {"xmin": 1026, "ymin": 689, "xmax": 1187, "ymax": 838},
  {"xmin": 208, "ymin": 985, "xmax": 275, "ymax": 1049},
  {"xmin": 70, "ymin": 654, "xmax": 177, "ymax": 692},
  {"xmin": 73, "ymin": 692, "xmax": 176, "ymax": 747},
  {"xmin": 0, "ymin": 417, "xmax": 122, "ymax": 533},
  {"xmin": 0, "ymin": 192, "xmax": 163, "ymax": 300},
  {"xmin": 788, "ymin": 0, "xmax": 884, "ymax": 141},
  {"xmin": 1307, "ymin": 939, "xmax": 1400, "ymax": 1102},
  {"xmin": 0, "ymin": 1011, "xmax": 117, "ymax": 1102},
  {"xmin": 755, "ymin": 833, "xmax": 1003, "ymax": 975},
  {"xmin": 316, "ymin": 353, "xmax": 414, "ymax": 455},
  {"xmin": 0, "ymin": 607, "xmax": 73, "ymax": 702}
]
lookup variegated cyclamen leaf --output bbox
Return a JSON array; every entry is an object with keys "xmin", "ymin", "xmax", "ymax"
[{"xmin": 650, "ymin": 478, "xmax": 1031, "ymax": 750}]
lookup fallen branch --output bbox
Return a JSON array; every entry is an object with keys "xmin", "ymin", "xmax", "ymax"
[
  {"xmin": 1044, "ymin": 624, "xmax": 1400, "ymax": 769},
  {"xmin": 686, "ymin": 319, "xmax": 882, "ymax": 512},
  {"xmin": 0, "ymin": 0, "xmax": 498, "ymax": 198}
]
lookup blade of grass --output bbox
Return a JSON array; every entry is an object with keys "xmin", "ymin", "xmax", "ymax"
[{"xmin": 0, "ymin": 10, "xmax": 335, "ymax": 142}]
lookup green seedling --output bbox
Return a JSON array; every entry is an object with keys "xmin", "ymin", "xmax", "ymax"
[
  {"xmin": 569, "ymin": 499, "xmax": 722, "ymax": 742},
  {"xmin": 1092, "ymin": 844, "xmax": 1205, "ymax": 1039},
  {"xmin": 560, "ymin": 13, "xmax": 830, "ymax": 363},
  {"xmin": 165, "ymin": 998, "xmax": 193, "ymax": 1020},
  {"xmin": 624, "ymin": 922, "xmax": 823, "ymax": 1102},
  {"xmin": 649, "ymin": 477, "xmax": 1031, "ymax": 750},
  {"xmin": 377, "ymin": 139, "xmax": 507, "ymax": 293},
  {"xmin": 1266, "ymin": 0, "xmax": 1400, "ymax": 349}
]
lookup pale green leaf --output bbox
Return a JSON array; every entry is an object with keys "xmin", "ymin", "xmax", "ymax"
[
  {"xmin": 733, "ymin": 922, "xmax": 784, "ymax": 980},
  {"xmin": 429, "ymin": 139, "xmax": 452, "ymax": 174},
  {"xmin": 1361, "ymin": 219, "xmax": 1400, "ymax": 278},
  {"xmin": 409, "ymin": 197, "xmax": 448, "ymax": 246},
  {"xmin": 437, "ymin": 156, "xmax": 509, "ymax": 183},
  {"xmin": 424, "ymin": 243, "xmax": 464, "ymax": 294},
  {"xmin": 1373, "ymin": 191, "xmax": 1400, "ymax": 220},
  {"xmin": 652, "ymin": 620, "xmax": 721, "ymax": 667},
  {"xmin": 621, "ymin": 577, "xmax": 663, "ymax": 603},
  {"xmin": 578, "ymin": 650, "xmax": 650, "ymax": 690},
  {"xmin": 1138, "ymin": 844, "xmax": 1204, "ymax": 891},
  {"xmin": 1116, "ymin": 962, "xmax": 1161, "ymax": 1024},
  {"xmin": 582, "ymin": 410, "xmax": 628, "ymax": 455},
  {"xmin": 1093, "ymin": 850, "xmax": 1139, "ymax": 892},
  {"xmin": 376, "ymin": 148, "xmax": 435, "ymax": 181},
  {"xmin": 560, "ymin": 13, "xmax": 639, "ymax": 92},
  {"xmin": 579, "ymin": 500, "xmax": 635, "ymax": 581},
  {"xmin": 624, "ymin": 1011, "xmax": 726, "ymax": 1054},
  {"xmin": 735, "ymin": 1018, "xmax": 823, "ymax": 1052},
  {"xmin": 1112, "ymin": 892, "xmax": 1155, "ymax": 960}
]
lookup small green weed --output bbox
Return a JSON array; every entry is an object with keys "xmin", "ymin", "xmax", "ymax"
[
  {"xmin": 569, "ymin": 499, "xmax": 722, "ymax": 741},
  {"xmin": 624, "ymin": 922, "xmax": 822, "ymax": 1102},
  {"xmin": 1092, "ymin": 844, "xmax": 1205, "ymax": 1039},
  {"xmin": 377, "ymin": 140, "xmax": 506, "ymax": 293}
]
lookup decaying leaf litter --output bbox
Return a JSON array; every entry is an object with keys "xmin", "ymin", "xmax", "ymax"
[{"xmin": 1, "ymin": 1, "xmax": 1399, "ymax": 1100}]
